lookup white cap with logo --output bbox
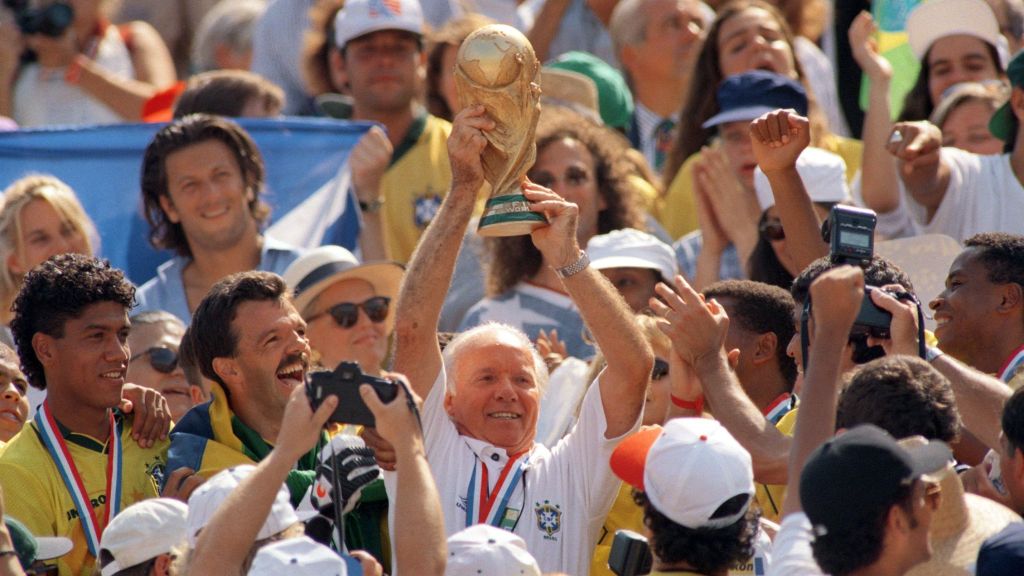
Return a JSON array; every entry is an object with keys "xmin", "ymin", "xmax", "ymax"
[{"xmin": 334, "ymin": 0, "xmax": 425, "ymax": 49}]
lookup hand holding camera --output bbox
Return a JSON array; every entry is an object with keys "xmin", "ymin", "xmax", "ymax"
[{"xmin": 307, "ymin": 361, "xmax": 401, "ymax": 428}]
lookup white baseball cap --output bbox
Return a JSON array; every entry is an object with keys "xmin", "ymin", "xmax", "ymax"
[
  {"xmin": 906, "ymin": 0, "xmax": 1009, "ymax": 69},
  {"xmin": 282, "ymin": 245, "xmax": 404, "ymax": 327},
  {"xmin": 611, "ymin": 418, "xmax": 755, "ymax": 529},
  {"xmin": 186, "ymin": 465, "xmax": 303, "ymax": 547},
  {"xmin": 586, "ymin": 228, "xmax": 678, "ymax": 283},
  {"xmin": 248, "ymin": 536, "xmax": 359, "ymax": 575},
  {"xmin": 754, "ymin": 147, "xmax": 850, "ymax": 211},
  {"xmin": 99, "ymin": 498, "xmax": 188, "ymax": 576},
  {"xmin": 446, "ymin": 524, "xmax": 541, "ymax": 576},
  {"xmin": 333, "ymin": 0, "xmax": 425, "ymax": 49}
]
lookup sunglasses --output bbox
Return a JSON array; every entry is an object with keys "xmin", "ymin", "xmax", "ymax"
[
  {"xmin": 651, "ymin": 357, "xmax": 669, "ymax": 381},
  {"xmin": 129, "ymin": 346, "xmax": 179, "ymax": 374},
  {"xmin": 759, "ymin": 216, "xmax": 785, "ymax": 242},
  {"xmin": 307, "ymin": 296, "xmax": 390, "ymax": 329}
]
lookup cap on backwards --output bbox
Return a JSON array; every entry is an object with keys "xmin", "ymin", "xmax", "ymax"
[
  {"xmin": 587, "ymin": 228, "xmax": 679, "ymax": 284},
  {"xmin": 5, "ymin": 517, "xmax": 72, "ymax": 570},
  {"xmin": 99, "ymin": 498, "xmax": 188, "ymax": 576},
  {"xmin": 702, "ymin": 71, "xmax": 808, "ymax": 130},
  {"xmin": 333, "ymin": 0, "xmax": 425, "ymax": 49},
  {"xmin": 799, "ymin": 424, "xmax": 952, "ymax": 539},
  {"xmin": 989, "ymin": 51, "xmax": 1024, "ymax": 141},
  {"xmin": 187, "ymin": 465, "xmax": 303, "ymax": 547},
  {"xmin": 610, "ymin": 418, "xmax": 755, "ymax": 530},
  {"xmin": 446, "ymin": 524, "xmax": 541, "ymax": 576},
  {"xmin": 753, "ymin": 147, "xmax": 850, "ymax": 211}
]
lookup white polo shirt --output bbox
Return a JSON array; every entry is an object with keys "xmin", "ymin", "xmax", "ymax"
[{"xmin": 388, "ymin": 365, "xmax": 638, "ymax": 575}]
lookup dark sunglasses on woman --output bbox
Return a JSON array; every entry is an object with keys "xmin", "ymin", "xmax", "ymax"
[
  {"xmin": 758, "ymin": 216, "xmax": 785, "ymax": 242},
  {"xmin": 307, "ymin": 296, "xmax": 391, "ymax": 329},
  {"xmin": 129, "ymin": 346, "xmax": 179, "ymax": 374}
]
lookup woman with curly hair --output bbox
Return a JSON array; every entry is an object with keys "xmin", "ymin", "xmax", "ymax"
[
  {"xmin": 458, "ymin": 108, "xmax": 646, "ymax": 359},
  {"xmin": 657, "ymin": 0, "xmax": 861, "ymax": 240}
]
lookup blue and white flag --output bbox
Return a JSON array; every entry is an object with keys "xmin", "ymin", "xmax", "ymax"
[{"xmin": 0, "ymin": 117, "xmax": 372, "ymax": 285}]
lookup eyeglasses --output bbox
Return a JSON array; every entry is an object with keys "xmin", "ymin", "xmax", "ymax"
[
  {"xmin": 129, "ymin": 346, "xmax": 179, "ymax": 374},
  {"xmin": 651, "ymin": 357, "xmax": 670, "ymax": 381},
  {"xmin": 759, "ymin": 216, "xmax": 785, "ymax": 242},
  {"xmin": 307, "ymin": 296, "xmax": 390, "ymax": 329}
]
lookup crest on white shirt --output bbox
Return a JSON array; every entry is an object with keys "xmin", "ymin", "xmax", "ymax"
[{"xmin": 534, "ymin": 500, "xmax": 562, "ymax": 540}]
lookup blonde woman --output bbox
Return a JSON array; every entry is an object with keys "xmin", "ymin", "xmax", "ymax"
[{"xmin": 0, "ymin": 175, "xmax": 95, "ymax": 330}]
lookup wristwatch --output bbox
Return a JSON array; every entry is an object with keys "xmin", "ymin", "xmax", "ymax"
[
  {"xmin": 555, "ymin": 250, "xmax": 590, "ymax": 279},
  {"xmin": 359, "ymin": 198, "xmax": 385, "ymax": 213}
]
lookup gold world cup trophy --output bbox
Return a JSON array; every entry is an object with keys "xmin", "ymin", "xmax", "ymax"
[{"xmin": 455, "ymin": 24, "xmax": 546, "ymax": 236}]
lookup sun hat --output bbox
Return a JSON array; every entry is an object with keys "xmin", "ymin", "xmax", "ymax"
[
  {"xmin": 333, "ymin": 0, "xmax": 425, "ymax": 49},
  {"xmin": 587, "ymin": 228, "xmax": 678, "ymax": 283},
  {"xmin": 702, "ymin": 71, "xmax": 808, "ymax": 130},
  {"xmin": 754, "ymin": 147, "xmax": 850, "ymax": 211},
  {"xmin": 186, "ymin": 465, "xmax": 306, "ymax": 547},
  {"xmin": 445, "ymin": 524, "xmax": 541, "ymax": 576},
  {"xmin": 540, "ymin": 67, "xmax": 602, "ymax": 124},
  {"xmin": 282, "ymin": 245, "xmax": 404, "ymax": 328},
  {"xmin": 99, "ymin": 498, "xmax": 188, "ymax": 576},
  {"xmin": 900, "ymin": 437, "xmax": 1020, "ymax": 576},
  {"xmin": 800, "ymin": 425, "xmax": 951, "ymax": 539},
  {"xmin": 4, "ymin": 517, "xmax": 72, "ymax": 570},
  {"xmin": 611, "ymin": 419, "xmax": 755, "ymax": 529},
  {"xmin": 906, "ymin": 0, "xmax": 1008, "ymax": 69}
]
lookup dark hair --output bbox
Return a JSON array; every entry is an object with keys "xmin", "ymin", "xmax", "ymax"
[
  {"xmin": 140, "ymin": 114, "xmax": 270, "ymax": 258},
  {"xmin": 964, "ymin": 232, "xmax": 1024, "ymax": 287},
  {"xmin": 633, "ymin": 490, "xmax": 760, "ymax": 572},
  {"xmin": 301, "ymin": 0, "xmax": 345, "ymax": 96},
  {"xmin": 173, "ymin": 70, "xmax": 285, "ymax": 119},
  {"xmin": 790, "ymin": 255, "xmax": 914, "ymax": 305},
  {"xmin": 898, "ymin": 42, "xmax": 1004, "ymax": 122},
  {"xmin": 485, "ymin": 108, "xmax": 645, "ymax": 295},
  {"xmin": 425, "ymin": 14, "xmax": 495, "ymax": 121},
  {"xmin": 1003, "ymin": 385, "xmax": 1024, "ymax": 456},
  {"xmin": 810, "ymin": 483, "xmax": 914, "ymax": 575},
  {"xmin": 99, "ymin": 549, "xmax": 157, "ymax": 576},
  {"xmin": 178, "ymin": 324, "xmax": 205, "ymax": 391},
  {"xmin": 664, "ymin": 0, "xmax": 829, "ymax": 182},
  {"xmin": 746, "ymin": 204, "xmax": 838, "ymax": 290},
  {"xmin": 838, "ymin": 355, "xmax": 962, "ymax": 442},
  {"xmin": 10, "ymin": 254, "xmax": 135, "ymax": 390},
  {"xmin": 189, "ymin": 271, "xmax": 288, "ymax": 389},
  {"xmin": 703, "ymin": 280, "xmax": 798, "ymax": 388}
]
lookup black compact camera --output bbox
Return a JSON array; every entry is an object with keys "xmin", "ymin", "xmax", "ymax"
[
  {"xmin": 4, "ymin": 0, "xmax": 74, "ymax": 37},
  {"xmin": 306, "ymin": 361, "xmax": 398, "ymax": 428},
  {"xmin": 608, "ymin": 530, "xmax": 652, "ymax": 576}
]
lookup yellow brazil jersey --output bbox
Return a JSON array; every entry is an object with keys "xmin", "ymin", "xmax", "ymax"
[
  {"xmin": 380, "ymin": 114, "xmax": 453, "ymax": 263},
  {"xmin": 655, "ymin": 136, "xmax": 863, "ymax": 241},
  {"xmin": 0, "ymin": 419, "xmax": 167, "ymax": 576},
  {"xmin": 755, "ymin": 405, "xmax": 798, "ymax": 524}
]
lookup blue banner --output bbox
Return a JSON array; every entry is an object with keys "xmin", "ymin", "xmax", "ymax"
[{"xmin": 0, "ymin": 117, "xmax": 371, "ymax": 285}]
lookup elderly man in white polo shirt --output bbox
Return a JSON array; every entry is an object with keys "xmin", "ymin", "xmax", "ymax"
[{"xmin": 387, "ymin": 106, "xmax": 654, "ymax": 575}]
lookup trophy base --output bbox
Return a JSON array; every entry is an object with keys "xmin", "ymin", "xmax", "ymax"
[{"xmin": 477, "ymin": 194, "xmax": 547, "ymax": 237}]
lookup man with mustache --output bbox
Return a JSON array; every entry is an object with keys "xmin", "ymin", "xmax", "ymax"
[{"xmin": 165, "ymin": 271, "xmax": 319, "ymax": 506}]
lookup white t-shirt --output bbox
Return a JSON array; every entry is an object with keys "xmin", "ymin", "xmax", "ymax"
[
  {"xmin": 766, "ymin": 513, "xmax": 827, "ymax": 576},
  {"xmin": 903, "ymin": 149, "xmax": 1024, "ymax": 242},
  {"xmin": 388, "ymin": 365, "xmax": 638, "ymax": 575}
]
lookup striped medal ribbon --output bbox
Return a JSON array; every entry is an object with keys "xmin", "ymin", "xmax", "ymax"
[
  {"xmin": 465, "ymin": 451, "xmax": 528, "ymax": 529},
  {"xmin": 35, "ymin": 402, "xmax": 123, "ymax": 556}
]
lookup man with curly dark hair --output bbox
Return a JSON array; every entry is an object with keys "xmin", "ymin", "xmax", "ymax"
[
  {"xmin": 136, "ymin": 113, "xmax": 302, "ymax": 324},
  {"xmin": 929, "ymin": 233, "xmax": 1024, "ymax": 388},
  {"xmin": 0, "ymin": 254, "xmax": 170, "ymax": 576},
  {"xmin": 610, "ymin": 418, "xmax": 765, "ymax": 575}
]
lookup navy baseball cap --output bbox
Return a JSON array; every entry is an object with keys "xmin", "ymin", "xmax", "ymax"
[
  {"xmin": 799, "ymin": 424, "xmax": 951, "ymax": 538},
  {"xmin": 702, "ymin": 70, "xmax": 808, "ymax": 129},
  {"xmin": 977, "ymin": 523, "xmax": 1024, "ymax": 576}
]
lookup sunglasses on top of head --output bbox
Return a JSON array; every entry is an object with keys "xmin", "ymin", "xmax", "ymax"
[{"xmin": 306, "ymin": 296, "xmax": 391, "ymax": 329}]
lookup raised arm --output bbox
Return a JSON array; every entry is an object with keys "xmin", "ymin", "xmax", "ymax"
[
  {"xmin": 189, "ymin": 386, "xmax": 337, "ymax": 574},
  {"xmin": 392, "ymin": 106, "xmax": 491, "ymax": 398},
  {"xmin": 652, "ymin": 275, "xmax": 791, "ymax": 484},
  {"xmin": 850, "ymin": 10, "xmax": 902, "ymax": 214},
  {"xmin": 781, "ymin": 266, "xmax": 863, "ymax": 518},
  {"xmin": 887, "ymin": 121, "xmax": 952, "ymax": 220},
  {"xmin": 361, "ymin": 376, "xmax": 446, "ymax": 576},
  {"xmin": 749, "ymin": 109, "xmax": 829, "ymax": 272},
  {"xmin": 525, "ymin": 184, "xmax": 654, "ymax": 438}
]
